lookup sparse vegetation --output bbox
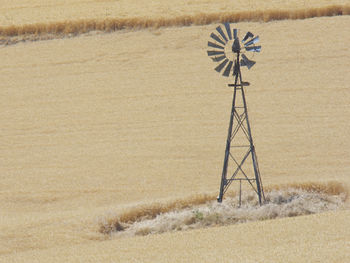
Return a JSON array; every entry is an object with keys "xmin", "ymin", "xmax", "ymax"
[{"xmin": 98, "ymin": 182, "xmax": 347, "ymax": 236}]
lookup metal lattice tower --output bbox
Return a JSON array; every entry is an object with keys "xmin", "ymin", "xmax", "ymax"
[{"xmin": 207, "ymin": 23, "xmax": 265, "ymax": 205}]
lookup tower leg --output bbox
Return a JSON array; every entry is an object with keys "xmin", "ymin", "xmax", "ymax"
[
  {"xmin": 217, "ymin": 71, "xmax": 239, "ymax": 203},
  {"xmin": 240, "ymin": 78, "xmax": 264, "ymax": 205}
]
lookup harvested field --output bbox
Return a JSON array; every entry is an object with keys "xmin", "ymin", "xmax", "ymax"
[{"xmin": 0, "ymin": 1, "xmax": 350, "ymax": 262}]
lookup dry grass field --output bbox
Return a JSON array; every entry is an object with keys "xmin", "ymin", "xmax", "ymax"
[{"xmin": 1, "ymin": 0, "xmax": 350, "ymax": 262}]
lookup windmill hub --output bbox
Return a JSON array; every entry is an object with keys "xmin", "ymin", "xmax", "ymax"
[
  {"xmin": 206, "ymin": 23, "xmax": 265, "ymax": 205},
  {"xmin": 232, "ymin": 38, "xmax": 240, "ymax": 54}
]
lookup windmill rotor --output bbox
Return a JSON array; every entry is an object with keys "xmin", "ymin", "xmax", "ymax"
[{"xmin": 207, "ymin": 23, "xmax": 261, "ymax": 77}]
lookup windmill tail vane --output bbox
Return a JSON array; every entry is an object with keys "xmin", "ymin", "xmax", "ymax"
[{"xmin": 207, "ymin": 23, "xmax": 265, "ymax": 205}]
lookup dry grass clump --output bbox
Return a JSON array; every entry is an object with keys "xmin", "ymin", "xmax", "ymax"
[
  {"xmin": 0, "ymin": 4, "xmax": 349, "ymax": 45},
  {"xmin": 99, "ymin": 181, "xmax": 347, "ymax": 236},
  {"xmin": 99, "ymin": 193, "xmax": 215, "ymax": 234},
  {"xmin": 264, "ymin": 181, "xmax": 347, "ymax": 197}
]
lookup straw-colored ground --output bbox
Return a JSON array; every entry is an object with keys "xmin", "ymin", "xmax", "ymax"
[{"xmin": 1, "ymin": 1, "xmax": 350, "ymax": 262}]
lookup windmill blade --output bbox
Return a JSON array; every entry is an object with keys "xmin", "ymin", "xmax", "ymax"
[
  {"xmin": 210, "ymin": 33, "xmax": 226, "ymax": 46},
  {"xmin": 215, "ymin": 59, "xmax": 229, "ymax": 73},
  {"xmin": 240, "ymin": 54, "xmax": 256, "ymax": 69},
  {"xmin": 242, "ymin": 31, "xmax": 254, "ymax": 43},
  {"xmin": 245, "ymin": 45, "xmax": 261, "ymax": 52},
  {"xmin": 211, "ymin": 55, "xmax": 226, "ymax": 62},
  {"xmin": 233, "ymin": 28, "xmax": 238, "ymax": 39},
  {"xmin": 222, "ymin": 61, "xmax": 233, "ymax": 77},
  {"xmin": 224, "ymin": 23, "xmax": 232, "ymax": 40},
  {"xmin": 240, "ymin": 59, "xmax": 247, "ymax": 67},
  {"xmin": 244, "ymin": 36, "xmax": 259, "ymax": 47},
  {"xmin": 208, "ymin": 41, "xmax": 225, "ymax": 50},
  {"xmin": 216, "ymin": 26, "xmax": 228, "ymax": 43},
  {"xmin": 207, "ymin": 50, "xmax": 225, "ymax": 57}
]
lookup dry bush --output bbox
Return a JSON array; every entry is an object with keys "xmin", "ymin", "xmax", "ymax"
[{"xmin": 0, "ymin": 4, "xmax": 349, "ymax": 44}]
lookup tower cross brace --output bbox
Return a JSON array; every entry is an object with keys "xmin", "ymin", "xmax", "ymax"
[{"xmin": 217, "ymin": 53, "xmax": 265, "ymax": 205}]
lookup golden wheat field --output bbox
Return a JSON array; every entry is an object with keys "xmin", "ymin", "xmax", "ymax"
[{"xmin": 1, "ymin": 0, "xmax": 350, "ymax": 262}]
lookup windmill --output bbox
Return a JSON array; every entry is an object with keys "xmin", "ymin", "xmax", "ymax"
[{"xmin": 207, "ymin": 23, "xmax": 265, "ymax": 205}]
